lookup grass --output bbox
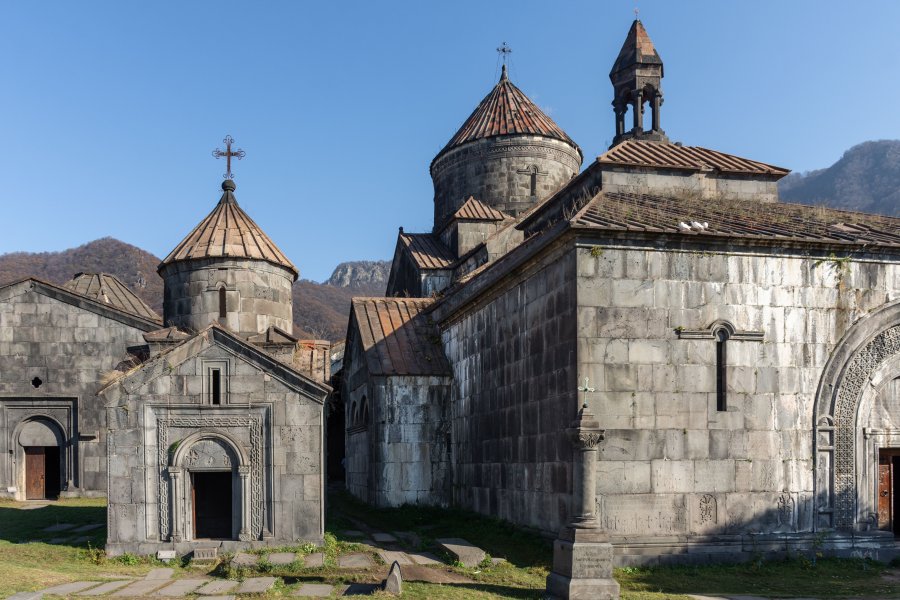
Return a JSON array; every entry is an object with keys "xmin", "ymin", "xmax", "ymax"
[{"xmin": 0, "ymin": 495, "xmax": 898, "ymax": 599}]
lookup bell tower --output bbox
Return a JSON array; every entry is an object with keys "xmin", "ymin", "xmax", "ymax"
[{"xmin": 610, "ymin": 20, "xmax": 668, "ymax": 146}]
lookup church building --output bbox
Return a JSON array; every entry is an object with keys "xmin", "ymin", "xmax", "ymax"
[
  {"xmin": 0, "ymin": 139, "xmax": 330, "ymax": 556},
  {"xmin": 343, "ymin": 20, "xmax": 900, "ymax": 563}
]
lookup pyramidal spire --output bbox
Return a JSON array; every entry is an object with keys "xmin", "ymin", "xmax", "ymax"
[{"xmin": 609, "ymin": 19, "xmax": 667, "ymax": 146}]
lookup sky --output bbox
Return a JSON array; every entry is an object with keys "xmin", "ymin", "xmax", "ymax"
[{"xmin": 2, "ymin": 1, "xmax": 900, "ymax": 282}]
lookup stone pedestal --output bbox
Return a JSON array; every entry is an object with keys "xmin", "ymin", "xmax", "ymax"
[
  {"xmin": 546, "ymin": 527, "xmax": 619, "ymax": 600},
  {"xmin": 546, "ymin": 401, "xmax": 619, "ymax": 599}
]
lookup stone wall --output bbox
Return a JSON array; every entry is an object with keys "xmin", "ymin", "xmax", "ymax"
[
  {"xmin": 161, "ymin": 258, "xmax": 294, "ymax": 337},
  {"xmin": 442, "ymin": 247, "xmax": 578, "ymax": 534},
  {"xmin": 365, "ymin": 376, "xmax": 451, "ymax": 507},
  {"xmin": 0, "ymin": 281, "xmax": 153, "ymax": 498},
  {"xmin": 574, "ymin": 237, "xmax": 900, "ymax": 562},
  {"xmin": 600, "ymin": 167, "xmax": 780, "ymax": 203},
  {"xmin": 431, "ymin": 136, "xmax": 582, "ymax": 229},
  {"xmin": 104, "ymin": 333, "xmax": 325, "ymax": 555}
]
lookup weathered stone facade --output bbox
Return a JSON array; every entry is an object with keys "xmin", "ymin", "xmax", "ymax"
[
  {"xmin": 432, "ymin": 136, "xmax": 582, "ymax": 227},
  {"xmin": 103, "ymin": 326, "xmax": 328, "ymax": 556},
  {"xmin": 0, "ymin": 279, "xmax": 158, "ymax": 499},
  {"xmin": 343, "ymin": 18, "xmax": 900, "ymax": 567},
  {"xmin": 160, "ymin": 258, "xmax": 294, "ymax": 337}
]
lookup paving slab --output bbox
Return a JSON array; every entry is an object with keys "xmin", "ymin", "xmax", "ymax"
[
  {"xmin": 111, "ymin": 579, "xmax": 169, "ymax": 596},
  {"xmin": 401, "ymin": 564, "xmax": 472, "ymax": 584},
  {"xmin": 154, "ymin": 578, "xmax": 208, "ymax": 596},
  {"xmin": 19, "ymin": 503, "xmax": 48, "ymax": 510},
  {"xmin": 231, "ymin": 552, "xmax": 259, "ymax": 567},
  {"xmin": 376, "ymin": 550, "xmax": 413, "ymax": 565},
  {"xmin": 436, "ymin": 537, "xmax": 485, "ymax": 568},
  {"xmin": 341, "ymin": 529, "xmax": 365, "ymax": 537},
  {"xmin": 392, "ymin": 531, "xmax": 421, "ymax": 547},
  {"xmin": 338, "ymin": 552, "xmax": 375, "ymax": 568},
  {"xmin": 371, "ymin": 532, "xmax": 397, "ymax": 543},
  {"xmin": 292, "ymin": 583, "xmax": 334, "ymax": 597},
  {"xmin": 197, "ymin": 596, "xmax": 235, "ymax": 600},
  {"xmin": 195, "ymin": 580, "xmax": 239, "ymax": 595},
  {"xmin": 144, "ymin": 568, "xmax": 174, "ymax": 580},
  {"xmin": 267, "ymin": 552, "xmax": 296, "ymax": 565},
  {"xmin": 687, "ymin": 596, "xmax": 728, "ymax": 600},
  {"xmin": 408, "ymin": 551, "xmax": 441, "ymax": 565},
  {"xmin": 43, "ymin": 523, "xmax": 76, "ymax": 532},
  {"xmin": 304, "ymin": 552, "xmax": 324, "ymax": 567},
  {"xmin": 42, "ymin": 582, "xmax": 102, "ymax": 595},
  {"xmin": 76, "ymin": 580, "xmax": 133, "ymax": 596},
  {"xmin": 72, "ymin": 523, "xmax": 104, "ymax": 533},
  {"xmin": 236, "ymin": 577, "xmax": 277, "ymax": 594},
  {"xmin": 7, "ymin": 593, "xmax": 43, "ymax": 600}
]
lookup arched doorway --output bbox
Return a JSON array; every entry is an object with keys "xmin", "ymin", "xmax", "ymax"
[
  {"xmin": 815, "ymin": 302, "xmax": 900, "ymax": 533},
  {"xmin": 169, "ymin": 432, "xmax": 250, "ymax": 541},
  {"xmin": 17, "ymin": 417, "xmax": 65, "ymax": 500}
]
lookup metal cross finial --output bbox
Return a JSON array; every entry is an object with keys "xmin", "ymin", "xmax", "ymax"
[
  {"xmin": 496, "ymin": 42, "xmax": 512, "ymax": 65},
  {"xmin": 212, "ymin": 135, "xmax": 246, "ymax": 180},
  {"xmin": 577, "ymin": 377, "xmax": 595, "ymax": 409}
]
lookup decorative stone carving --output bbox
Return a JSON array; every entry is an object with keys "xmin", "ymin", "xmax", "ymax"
[
  {"xmin": 158, "ymin": 416, "xmax": 263, "ymax": 541},
  {"xmin": 824, "ymin": 325, "xmax": 900, "ymax": 528}
]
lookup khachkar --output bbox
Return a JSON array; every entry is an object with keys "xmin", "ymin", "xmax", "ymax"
[{"xmin": 546, "ymin": 380, "xmax": 620, "ymax": 599}]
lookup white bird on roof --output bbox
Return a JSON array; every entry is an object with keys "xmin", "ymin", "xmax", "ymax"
[
  {"xmin": 678, "ymin": 222, "xmax": 691, "ymax": 231},
  {"xmin": 690, "ymin": 221, "xmax": 709, "ymax": 231}
]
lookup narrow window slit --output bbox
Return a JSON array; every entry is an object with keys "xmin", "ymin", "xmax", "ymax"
[
  {"xmin": 211, "ymin": 369, "xmax": 221, "ymax": 405},
  {"xmin": 715, "ymin": 329, "xmax": 728, "ymax": 412},
  {"xmin": 218, "ymin": 287, "xmax": 227, "ymax": 319}
]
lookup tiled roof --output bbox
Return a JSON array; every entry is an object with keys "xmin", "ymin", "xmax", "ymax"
[
  {"xmin": 160, "ymin": 180, "xmax": 297, "ymax": 278},
  {"xmin": 436, "ymin": 66, "xmax": 579, "ymax": 158},
  {"xmin": 400, "ymin": 232, "xmax": 456, "ymax": 270},
  {"xmin": 611, "ymin": 20, "xmax": 663, "ymax": 76},
  {"xmin": 598, "ymin": 140, "xmax": 790, "ymax": 177},
  {"xmin": 64, "ymin": 273, "xmax": 160, "ymax": 322},
  {"xmin": 572, "ymin": 191, "xmax": 900, "ymax": 247},
  {"xmin": 351, "ymin": 297, "xmax": 450, "ymax": 376},
  {"xmin": 453, "ymin": 196, "xmax": 507, "ymax": 222}
]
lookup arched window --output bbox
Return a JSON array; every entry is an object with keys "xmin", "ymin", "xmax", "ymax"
[
  {"xmin": 714, "ymin": 327, "xmax": 730, "ymax": 412},
  {"xmin": 350, "ymin": 401, "xmax": 357, "ymax": 425},
  {"xmin": 362, "ymin": 398, "xmax": 369, "ymax": 425},
  {"xmin": 218, "ymin": 287, "xmax": 227, "ymax": 319}
]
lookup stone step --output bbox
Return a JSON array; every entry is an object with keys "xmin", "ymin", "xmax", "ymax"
[
  {"xmin": 266, "ymin": 552, "xmax": 296, "ymax": 565},
  {"xmin": 376, "ymin": 550, "xmax": 413, "ymax": 565},
  {"xmin": 235, "ymin": 577, "xmax": 277, "ymax": 594},
  {"xmin": 303, "ymin": 552, "xmax": 324, "ymax": 567},
  {"xmin": 408, "ymin": 551, "xmax": 442, "ymax": 565},
  {"xmin": 337, "ymin": 552, "xmax": 374, "ymax": 568},
  {"xmin": 154, "ymin": 579, "xmax": 208, "ymax": 596},
  {"xmin": 195, "ymin": 580, "xmax": 239, "ymax": 595},
  {"xmin": 435, "ymin": 538, "xmax": 486, "ymax": 567},
  {"xmin": 76, "ymin": 580, "xmax": 133, "ymax": 596}
]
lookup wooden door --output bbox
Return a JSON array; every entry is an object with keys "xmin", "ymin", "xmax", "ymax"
[{"xmin": 25, "ymin": 447, "xmax": 45, "ymax": 500}]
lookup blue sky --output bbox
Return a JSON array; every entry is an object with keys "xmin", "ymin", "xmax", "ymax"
[{"xmin": 2, "ymin": 1, "xmax": 899, "ymax": 281}]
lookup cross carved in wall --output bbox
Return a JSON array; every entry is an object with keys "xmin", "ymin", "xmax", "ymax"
[{"xmin": 577, "ymin": 377, "xmax": 595, "ymax": 409}]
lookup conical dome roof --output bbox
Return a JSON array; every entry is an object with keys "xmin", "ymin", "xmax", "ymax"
[
  {"xmin": 159, "ymin": 180, "xmax": 298, "ymax": 280},
  {"xmin": 436, "ymin": 66, "xmax": 579, "ymax": 160}
]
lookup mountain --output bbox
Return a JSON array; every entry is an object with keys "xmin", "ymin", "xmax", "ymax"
[
  {"xmin": 0, "ymin": 238, "xmax": 164, "ymax": 314},
  {"xmin": 325, "ymin": 260, "xmax": 390, "ymax": 290},
  {"xmin": 779, "ymin": 140, "xmax": 900, "ymax": 215},
  {"xmin": 0, "ymin": 238, "xmax": 389, "ymax": 342}
]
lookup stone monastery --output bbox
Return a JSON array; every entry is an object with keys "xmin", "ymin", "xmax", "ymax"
[{"xmin": 3, "ymin": 19, "xmax": 900, "ymax": 564}]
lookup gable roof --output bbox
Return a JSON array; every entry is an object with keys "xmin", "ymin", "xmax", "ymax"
[
  {"xmin": 434, "ymin": 66, "xmax": 580, "ymax": 163},
  {"xmin": 611, "ymin": 19, "xmax": 663, "ymax": 77},
  {"xmin": 159, "ymin": 180, "xmax": 298, "ymax": 279},
  {"xmin": 399, "ymin": 232, "xmax": 456, "ymax": 270},
  {"xmin": 350, "ymin": 297, "xmax": 450, "ymax": 377},
  {"xmin": 63, "ymin": 272, "xmax": 160, "ymax": 321},
  {"xmin": 571, "ymin": 190, "xmax": 900, "ymax": 247},
  {"xmin": 0, "ymin": 277, "xmax": 161, "ymax": 331},
  {"xmin": 100, "ymin": 324, "xmax": 330, "ymax": 402},
  {"xmin": 452, "ymin": 196, "xmax": 508, "ymax": 222},
  {"xmin": 598, "ymin": 139, "xmax": 790, "ymax": 177}
]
